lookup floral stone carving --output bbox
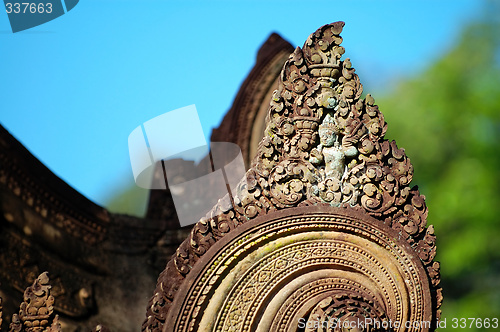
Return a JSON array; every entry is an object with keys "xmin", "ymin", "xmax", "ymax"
[
  {"xmin": 143, "ymin": 21, "xmax": 441, "ymax": 332},
  {"xmin": 8, "ymin": 272, "xmax": 61, "ymax": 332}
]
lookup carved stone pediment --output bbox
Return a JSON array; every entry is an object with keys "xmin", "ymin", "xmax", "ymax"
[{"xmin": 144, "ymin": 22, "xmax": 441, "ymax": 332}]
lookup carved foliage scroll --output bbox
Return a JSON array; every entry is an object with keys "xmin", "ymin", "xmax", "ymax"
[
  {"xmin": 163, "ymin": 208, "xmax": 432, "ymax": 332},
  {"xmin": 144, "ymin": 21, "xmax": 441, "ymax": 332},
  {"xmin": 7, "ymin": 272, "xmax": 61, "ymax": 332}
]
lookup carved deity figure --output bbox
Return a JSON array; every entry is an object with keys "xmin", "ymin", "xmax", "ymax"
[{"xmin": 309, "ymin": 113, "xmax": 357, "ymax": 180}]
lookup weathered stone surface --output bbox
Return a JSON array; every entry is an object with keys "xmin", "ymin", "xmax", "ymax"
[
  {"xmin": 8, "ymin": 272, "xmax": 61, "ymax": 332},
  {"xmin": 166, "ymin": 207, "xmax": 432, "ymax": 332},
  {"xmin": 144, "ymin": 21, "xmax": 441, "ymax": 332},
  {"xmin": 0, "ymin": 123, "xmax": 171, "ymax": 331},
  {"xmin": 0, "ymin": 21, "xmax": 441, "ymax": 332}
]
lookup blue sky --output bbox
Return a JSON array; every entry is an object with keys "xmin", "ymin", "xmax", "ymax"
[{"xmin": 0, "ymin": 0, "xmax": 484, "ymax": 207}]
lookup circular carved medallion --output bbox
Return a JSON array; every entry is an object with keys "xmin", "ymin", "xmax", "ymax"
[{"xmin": 164, "ymin": 206, "xmax": 432, "ymax": 332}]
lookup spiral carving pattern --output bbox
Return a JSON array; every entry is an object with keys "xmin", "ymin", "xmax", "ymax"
[{"xmin": 163, "ymin": 208, "xmax": 432, "ymax": 332}]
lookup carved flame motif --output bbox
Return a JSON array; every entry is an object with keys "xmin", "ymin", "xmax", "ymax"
[
  {"xmin": 8, "ymin": 272, "xmax": 61, "ymax": 332},
  {"xmin": 144, "ymin": 22, "xmax": 441, "ymax": 332}
]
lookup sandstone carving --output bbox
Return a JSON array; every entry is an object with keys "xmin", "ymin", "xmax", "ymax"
[
  {"xmin": 143, "ymin": 21, "xmax": 441, "ymax": 332},
  {"xmin": 8, "ymin": 272, "xmax": 61, "ymax": 332},
  {"xmin": 0, "ymin": 21, "xmax": 441, "ymax": 332}
]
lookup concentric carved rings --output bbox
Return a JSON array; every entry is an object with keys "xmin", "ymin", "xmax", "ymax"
[{"xmin": 164, "ymin": 206, "xmax": 432, "ymax": 332}]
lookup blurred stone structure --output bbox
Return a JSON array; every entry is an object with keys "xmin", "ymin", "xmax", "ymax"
[
  {"xmin": 0, "ymin": 22, "xmax": 441, "ymax": 332},
  {"xmin": 0, "ymin": 31, "xmax": 293, "ymax": 332}
]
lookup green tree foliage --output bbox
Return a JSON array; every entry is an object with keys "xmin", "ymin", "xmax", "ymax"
[
  {"xmin": 377, "ymin": 13, "xmax": 500, "ymax": 326},
  {"xmin": 106, "ymin": 182, "xmax": 149, "ymax": 217}
]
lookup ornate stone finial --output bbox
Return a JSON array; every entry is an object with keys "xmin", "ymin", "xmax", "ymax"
[
  {"xmin": 8, "ymin": 314, "xmax": 22, "ymax": 332},
  {"xmin": 144, "ymin": 21, "xmax": 441, "ymax": 332},
  {"xmin": 10, "ymin": 272, "xmax": 61, "ymax": 332}
]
